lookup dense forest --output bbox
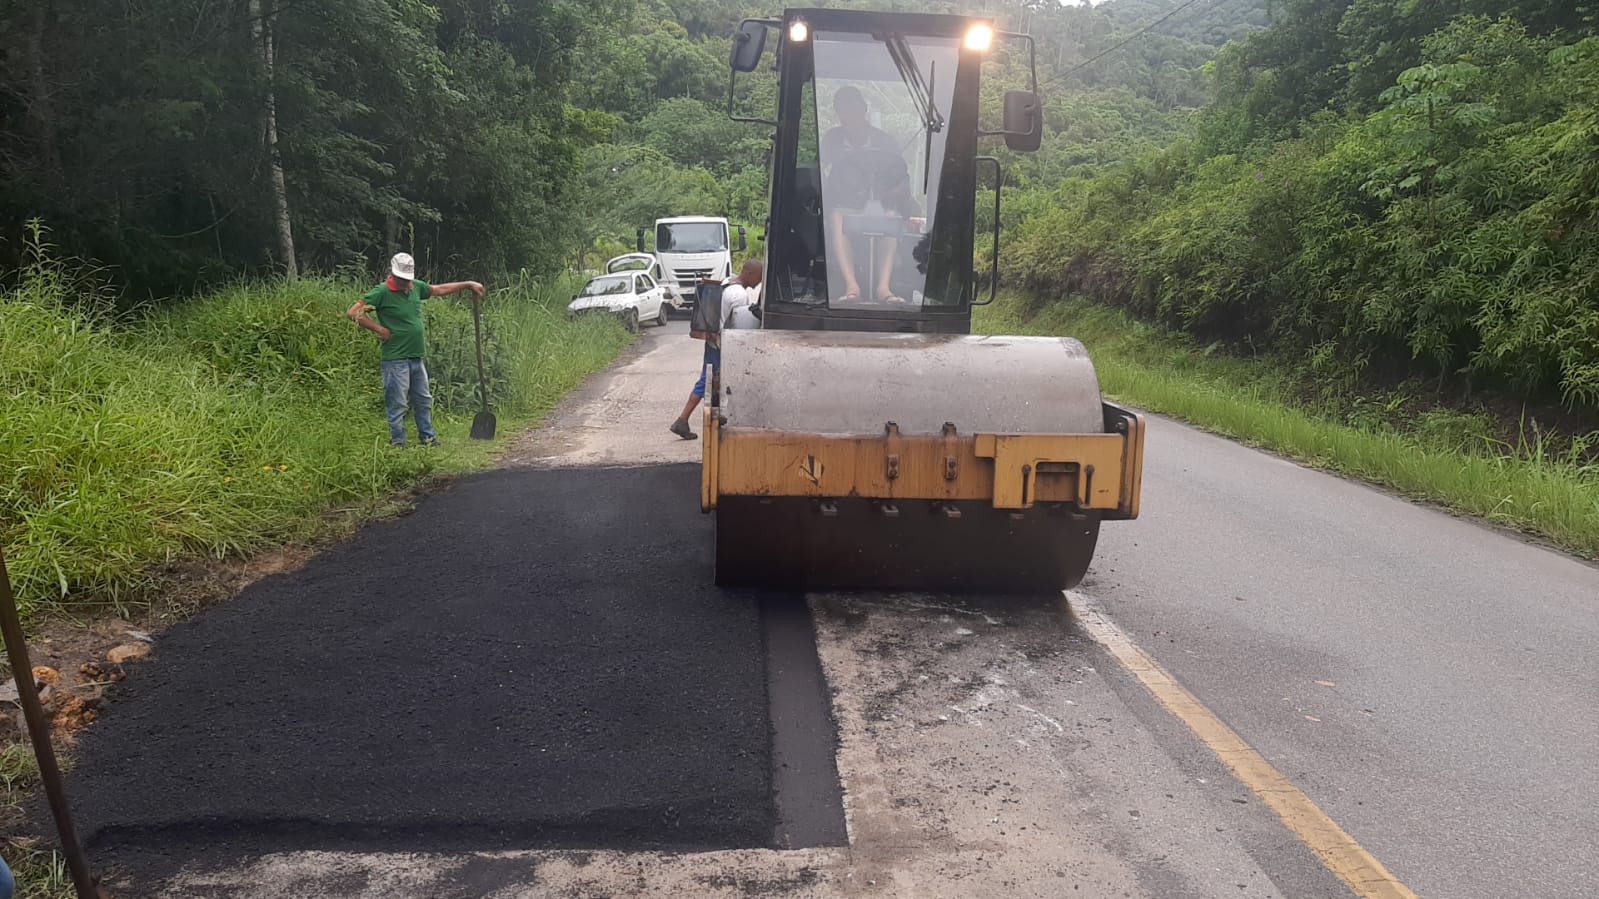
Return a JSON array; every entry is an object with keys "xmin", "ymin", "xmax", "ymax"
[
  {"xmin": 0, "ymin": 0, "xmax": 631, "ymax": 293},
  {"xmin": 0, "ymin": 0, "xmax": 1263, "ymax": 293},
  {"xmin": 3, "ymin": 0, "xmax": 1596, "ymax": 411},
  {"xmin": 1008, "ymin": 0, "xmax": 1599, "ymax": 412}
]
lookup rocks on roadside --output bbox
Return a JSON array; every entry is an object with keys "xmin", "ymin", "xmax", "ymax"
[
  {"xmin": 31, "ymin": 666, "xmax": 59, "ymax": 703},
  {"xmin": 0, "ymin": 627, "xmax": 154, "ymax": 746},
  {"xmin": 107, "ymin": 643, "xmax": 151, "ymax": 665}
]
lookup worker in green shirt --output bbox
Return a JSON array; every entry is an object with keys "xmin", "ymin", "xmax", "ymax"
[{"xmin": 346, "ymin": 252, "xmax": 485, "ymax": 446}]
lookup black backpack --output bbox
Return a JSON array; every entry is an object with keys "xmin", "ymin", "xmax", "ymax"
[{"xmin": 689, "ymin": 279, "xmax": 725, "ymax": 340}]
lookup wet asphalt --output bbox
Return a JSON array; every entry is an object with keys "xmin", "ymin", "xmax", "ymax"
[{"xmin": 66, "ymin": 465, "xmax": 787, "ymax": 880}]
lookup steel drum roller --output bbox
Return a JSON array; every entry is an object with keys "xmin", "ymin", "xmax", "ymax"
[{"xmin": 709, "ymin": 330, "xmax": 1109, "ymax": 593}]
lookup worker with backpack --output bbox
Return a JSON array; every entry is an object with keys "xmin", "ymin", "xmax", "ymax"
[{"xmin": 669, "ymin": 259, "xmax": 764, "ymax": 440}]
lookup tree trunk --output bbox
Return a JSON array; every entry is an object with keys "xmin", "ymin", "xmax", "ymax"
[
  {"xmin": 385, "ymin": 214, "xmax": 400, "ymax": 260},
  {"xmin": 249, "ymin": 0, "xmax": 297, "ymax": 278}
]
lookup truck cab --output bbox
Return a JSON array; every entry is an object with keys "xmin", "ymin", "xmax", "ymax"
[{"xmin": 637, "ymin": 216, "xmax": 749, "ymax": 308}]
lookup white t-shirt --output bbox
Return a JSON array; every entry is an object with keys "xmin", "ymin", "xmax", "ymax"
[
  {"xmin": 721, "ymin": 281, "xmax": 756, "ymax": 328},
  {"xmin": 728, "ymin": 305, "xmax": 760, "ymax": 329}
]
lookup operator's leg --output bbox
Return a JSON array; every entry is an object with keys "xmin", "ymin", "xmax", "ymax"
[
  {"xmin": 826, "ymin": 210, "xmax": 863, "ymax": 300},
  {"xmin": 874, "ymin": 237, "xmax": 902, "ymax": 301}
]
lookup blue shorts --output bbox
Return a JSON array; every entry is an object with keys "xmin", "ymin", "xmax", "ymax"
[{"xmin": 692, "ymin": 344, "xmax": 721, "ymax": 398}]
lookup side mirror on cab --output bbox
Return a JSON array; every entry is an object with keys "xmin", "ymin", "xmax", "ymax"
[
  {"xmin": 636, "ymin": 228, "xmax": 646, "ymax": 254},
  {"xmin": 1003, "ymin": 90, "xmax": 1042, "ymax": 153},
  {"xmin": 730, "ymin": 20, "xmax": 768, "ymax": 73},
  {"xmin": 737, "ymin": 225, "xmax": 747, "ymax": 252}
]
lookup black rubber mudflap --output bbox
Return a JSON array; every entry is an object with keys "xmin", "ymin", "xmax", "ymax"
[{"xmin": 715, "ymin": 497, "xmax": 1100, "ymax": 593}]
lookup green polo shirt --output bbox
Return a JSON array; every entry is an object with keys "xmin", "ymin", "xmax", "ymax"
[{"xmin": 364, "ymin": 279, "xmax": 432, "ymax": 361}]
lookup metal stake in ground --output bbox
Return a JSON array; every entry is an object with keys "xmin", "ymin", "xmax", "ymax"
[
  {"xmin": 469, "ymin": 293, "xmax": 497, "ymax": 440},
  {"xmin": 0, "ymin": 547, "xmax": 104, "ymax": 899}
]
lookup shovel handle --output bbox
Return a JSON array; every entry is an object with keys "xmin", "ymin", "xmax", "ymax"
[{"xmin": 471, "ymin": 293, "xmax": 489, "ymax": 409}]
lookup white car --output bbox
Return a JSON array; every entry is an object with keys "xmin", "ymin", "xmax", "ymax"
[
  {"xmin": 605, "ymin": 253, "xmax": 684, "ymax": 311},
  {"xmin": 567, "ymin": 270, "xmax": 670, "ymax": 331}
]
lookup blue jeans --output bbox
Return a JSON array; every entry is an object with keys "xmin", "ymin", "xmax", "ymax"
[
  {"xmin": 381, "ymin": 358, "xmax": 436, "ymax": 446},
  {"xmin": 692, "ymin": 343, "xmax": 721, "ymax": 398}
]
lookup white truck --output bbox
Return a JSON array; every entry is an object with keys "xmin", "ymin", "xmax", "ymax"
[{"xmin": 634, "ymin": 215, "xmax": 747, "ymax": 312}]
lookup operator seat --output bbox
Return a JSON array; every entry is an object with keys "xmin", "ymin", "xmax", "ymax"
[{"xmin": 784, "ymin": 164, "xmax": 827, "ymax": 297}]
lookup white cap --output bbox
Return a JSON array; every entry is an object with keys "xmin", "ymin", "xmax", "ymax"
[{"xmin": 390, "ymin": 252, "xmax": 416, "ymax": 280}]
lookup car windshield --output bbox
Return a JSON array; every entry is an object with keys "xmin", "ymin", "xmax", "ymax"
[
  {"xmin": 579, "ymin": 275, "xmax": 632, "ymax": 297},
  {"xmin": 656, "ymin": 222, "xmax": 728, "ymax": 253}
]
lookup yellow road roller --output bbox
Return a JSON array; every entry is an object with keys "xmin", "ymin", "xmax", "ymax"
[{"xmin": 704, "ymin": 7, "xmax": 1144, "ymax": 592}]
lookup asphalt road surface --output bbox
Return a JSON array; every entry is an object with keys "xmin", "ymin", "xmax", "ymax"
[
  {"xmin": 1088, "ymin": 419, "xmax": 1599, "ymax": 899},
  {"xmin": 63, "ymin": 320, "xmax": 1598, "ymax": 898},
  {"xmin": 68, "ymin": 465, "xmax": 780, "ymax": 864}
]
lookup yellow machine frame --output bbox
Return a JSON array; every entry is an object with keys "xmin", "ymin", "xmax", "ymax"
[{"xmin": 704, "ymin": 402, "xmax": 1144, "ymax": 519}]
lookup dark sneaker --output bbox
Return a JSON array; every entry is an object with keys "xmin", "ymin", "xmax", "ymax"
[{"xmin": 669, "ymin": 419, "xmax": 698, "ymax": 440}]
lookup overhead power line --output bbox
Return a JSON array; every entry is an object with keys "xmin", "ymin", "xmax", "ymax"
[{"xmin": 1043, "ymin": 0, "xmax": 1229, "ymax": 91}]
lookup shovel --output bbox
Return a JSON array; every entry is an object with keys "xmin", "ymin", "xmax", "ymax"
[{"xmin": 469, "ymin": 292, "xmax": 497, "ymax": 440}]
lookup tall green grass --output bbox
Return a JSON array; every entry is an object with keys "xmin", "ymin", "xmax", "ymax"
[
  {"xmin": 1, "ymin": 245, "xmax": 630, "ymax": 620},
  {"xmin": 979, "ymin": 294, "xmax": 1599, "ymax": 559}
]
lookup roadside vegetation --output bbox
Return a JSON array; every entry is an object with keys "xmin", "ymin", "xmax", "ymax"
[
  {"xmin": 1, "ymin": 232, "xmax": 629, "ymax": 623},
  {"xmin": 0, "ymin": 744, "xmax": 69, "ymax": 899},
  {"xmin": 980, "ymin": 294, "xmax": 1599, "ymax": 559},
  {"xmin": 1006, "ymin": 13, "xmax": 1599, "ymax": 419},
  {"xmin": 981, "ymin": 1, "xmax": 1599, "ymax": 558}
]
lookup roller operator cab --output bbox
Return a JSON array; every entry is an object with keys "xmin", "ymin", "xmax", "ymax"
[{"xmin": 704, "ymin": 7, "xmax": 1146, "ymax": 593}]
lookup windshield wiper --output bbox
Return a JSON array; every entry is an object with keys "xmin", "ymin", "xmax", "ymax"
[
  {"xmin": 884, "ymin": 34, "xmax": 944, "ymax": 194},
  {"xmin": 885, "ymin": 33, "xmax": 943, "ymax": 136}
]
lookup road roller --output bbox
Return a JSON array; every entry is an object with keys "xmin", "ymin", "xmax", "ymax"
[{"xmin": 704, "ymin": 7, "xmax": 1144, "ymax": 592}]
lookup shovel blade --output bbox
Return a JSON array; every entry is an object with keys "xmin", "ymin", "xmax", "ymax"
[{"xmin": 470, "ymin": 410, "xmax": 497, "ymax": 440}]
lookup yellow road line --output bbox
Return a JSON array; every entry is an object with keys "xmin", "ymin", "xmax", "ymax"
[{"xmin": 1069, "ymin": 596, "xmax": 1419, "ymax": 899}]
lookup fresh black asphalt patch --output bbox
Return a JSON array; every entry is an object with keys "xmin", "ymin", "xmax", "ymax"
[{"xmin": 63, "ymin": 464, "xmax": 841, "ymax": 888}]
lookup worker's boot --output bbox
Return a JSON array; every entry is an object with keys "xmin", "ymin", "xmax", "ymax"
[{"xmin": 670, "ymin": 418, "xmax": 698, "ymax": 440}]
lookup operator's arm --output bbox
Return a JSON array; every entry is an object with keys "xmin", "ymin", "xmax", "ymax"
[
  {"xmin": 428, "ymin": 280, "xmax": 486, "ymax": 298},
  {"xmin": 346, "ymin": 298, "xmax": 391, "ymax": 342}
]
